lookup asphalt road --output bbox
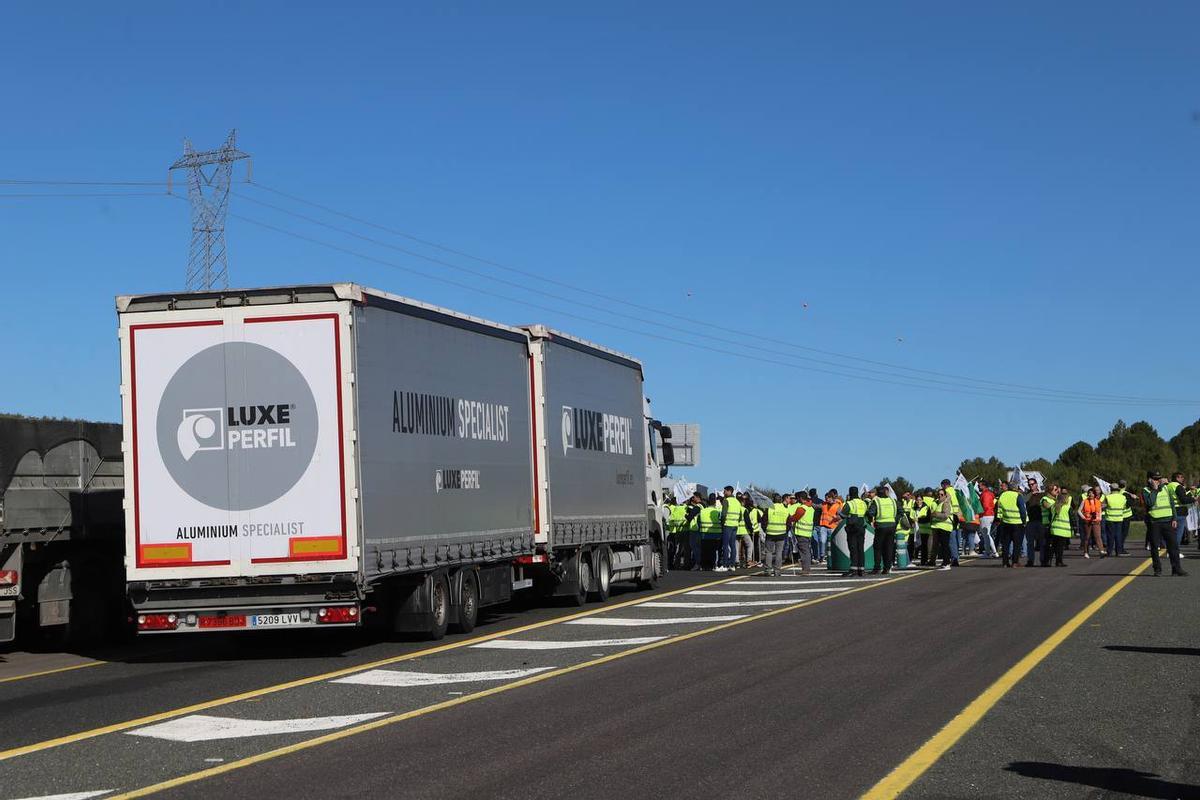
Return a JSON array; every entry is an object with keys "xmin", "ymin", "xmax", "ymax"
[{"xmin": 1, "ymin": 550, "xmax": 1195, "ymax": 800}]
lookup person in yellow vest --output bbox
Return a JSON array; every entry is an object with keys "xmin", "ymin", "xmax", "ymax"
[
  {"xmin": 789, "ymin": 491, "xmax": 817, "ymax": 575},
  {"xmin": 1047, "ymin": 484, "xmax": 1072, "ymax": 566},
  {"xmin": 868, "ymin": 485, "xmax": 899, "ymax": 574},
  {"xmin": 939, "ymin": 479, "xmax": 962, "ymax": 566},
  {"xmin": 901, "ymin": 492, "xmax": 918, "ymax": 564},
  {"xmin": 717, "ymin": 486, "xmax": 742, "ymax": 573},
  {"xmin": 1100, "ymin": 484, "xmax": 1127, "ymax": 560},
  {"xmin": 919, "ymin": 489, "xmax": 938, "ymax": 566},
  {"xmin": 697, "ymin": 497, "xmax": 723, "ymax": 570},
  {"xmin": 839, "ymin": 486, "xmax": 869, "ymax": 577},
  {"xmin": 665, "ymin": 501, "xmax": 683, "ymax": 569},
  {"xmin": 1143, "ymin": 471, "xmax": 1186, "ymax": 577},
  {"xmin": 930, "ymin": 487, "xmax": 955, "ymax": 570},
  {"xmin": 762, "ymin": 495, "xmax": 792, "ymax": 577},
  {"xmin": 993, "ymin": 480, "xmax": 1029, "ymax": 568},
  {"xmin": 740, "ymin": 496, "xmax": 763, "ymax": 569}
]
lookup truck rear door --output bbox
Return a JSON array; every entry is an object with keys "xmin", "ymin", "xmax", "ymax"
[{"xmin": 121, "ymin": 303, "xmax": 358, "ymax": 580}]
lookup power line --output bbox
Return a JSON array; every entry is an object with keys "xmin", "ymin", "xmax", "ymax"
[
  {"xmin": 0, "ymin": 192, "xmax": 170, "ymax": 198},
  {"xmin": 11, "ymin": 175, "xmax": 1196, "ymax": 407},
  {"xmin": 220, "ymin": 205, "xmax": 1189, "ymax": 407},
  {"xmin": 232, "ymin": 185, "xmax": 1195, "ymax": 407},
  {"xmin": 0, "ymin": 179, "xmax": 170, "ymax": 186},
  {"xmin": 239, "ymin": 181, "xmax": 1189, "ymax": 406}
]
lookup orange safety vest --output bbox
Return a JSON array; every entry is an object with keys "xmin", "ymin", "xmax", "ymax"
[
  {"xmin": 1081, "ymin": 497, "xmax": 1102, "ymax": 521},
  {"xmin": 820, "ymin": 500, "xmax": 842, "ymax": 528}
]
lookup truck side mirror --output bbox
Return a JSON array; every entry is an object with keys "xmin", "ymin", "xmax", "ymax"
[
  {"xmin": 661, "ymin": 442, "xmax": 675, "ymax": 466},
  {"xmin": 659, "ymin": 426, "xmax": 673, "ymax": 440}
]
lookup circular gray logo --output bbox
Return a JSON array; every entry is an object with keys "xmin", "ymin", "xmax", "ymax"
[{"xmin": 156, "ymin": 342, "xmax": 318, "ymax": 510}]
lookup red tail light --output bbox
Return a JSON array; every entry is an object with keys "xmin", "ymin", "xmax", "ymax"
[
  {"xmin": 0, "ymin": 570, "xmax": 17, "ymax": 586},
  {"xmin": 137, "ymin": 613, "xmax": 179, "ymax": 631},
  {"xmin": 316, "ymin": 606, "xmax": 358, "ymax": 624}
]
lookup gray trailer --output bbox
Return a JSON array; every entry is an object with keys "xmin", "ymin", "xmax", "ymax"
[
  {"xmin": 118, "ymin": 284, "xmax": 672, "ymax": 638},
  {"xmin": 0, "ymin": 416, "xmax": 126, "ymax": 645}
]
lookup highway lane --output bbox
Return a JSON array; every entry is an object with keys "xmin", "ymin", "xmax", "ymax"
[
  {"xmin": 3, "ymin": 553, "xmax": 1183, "ymax": 800},
  {"xmin": 0, "ymin": 568, "xmax": 907, "ymax": 799},
  {"xmin": 0, "ymin": 570, "xmax": 732, "ymax": 753}
]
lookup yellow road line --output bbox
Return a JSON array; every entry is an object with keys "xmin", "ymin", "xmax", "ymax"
[
  {"xmin": 0, "ymin": 572, "xmax": 743, "ymax": 762},
  {"xmin": 107, "ymin": 569, "xmax": 929, "ymax": 800},
  {"xmin": 862, "ymin": 558, "xmax": 1152, "ymax": 800},
  {"xmin": 0, "ymin": 660, "xmax": 106, "ymax": 685}
]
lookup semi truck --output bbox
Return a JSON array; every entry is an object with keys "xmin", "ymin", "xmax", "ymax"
[
  {"xmin": 119, "ymin": 283, "xmax": 676, "ymax": 638},
  {"xmin": 0, "ymin": 416, "xmax": 125, "ymax": 645}
]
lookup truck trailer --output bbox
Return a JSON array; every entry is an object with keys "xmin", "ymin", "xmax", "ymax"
[
  {"xmin": 119, "ymin": 283, "xmax": 675, "ymax": 638},
  {"xmin": 0, "ymin": 416, "xmax": 125, "ymax": 645}
]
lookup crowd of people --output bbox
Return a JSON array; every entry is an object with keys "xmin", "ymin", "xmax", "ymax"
[{"xmin": 664, "ymin": 470, "xmax": 1195, "ymax": 578}]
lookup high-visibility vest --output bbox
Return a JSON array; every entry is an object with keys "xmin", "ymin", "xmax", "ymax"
[
  {"xmin": 1050, "ymin": 495, "xmax": 1073, "ymax": 537},
  {"xmin": 667, "ymin": 504, "xmax": 685, "ymax": 533},
  {"xmin": 945, "ymin": 487, "xmax": 960, "ymax": 516},
  {"xmin": 922, "ymin": 496, "xmax": 937, "ymax": 520},
  {"xmin": 1167, "ymin": 482, "xmax": 1187, "ymax": 515},
  {"xmin": 746, "ymin": 507, "xmax": 762, "ymax": 535},
  {"xmin": 844, "ymin": 498, "xmax": 868, "ymax": 520},
  {"xmin": 931, "ymin": 497, "xmax": 954, "ymax": 531},
  {"xmin": 1037, "ymin": 494, "xmax": 1053, "ymax": 525},
  {"xmin": 996, "ymin": 490, "xmax": 1024, "ymax": 524},
  {"xmin": 765, "ymin": 504, "xmax": 790, "ymax": 536},
  {"xmin": 1101, "ymin": 492, "xmax": 1127, "ymax": 522},
  {"xmin": 700, "ymin": 507, "xmax": 722, "ymax": 535},
  {"xmin": 792, "ymin": 504, "xmax": 815, "ymax": 537},
  {"xmin": 820, "ymin": 500, "xmax": 842, "ymax": 528},
  {"xmin": 1147, "ymin": 485, "xmax": 1175, "ymax": 520},
  {"xmin": 723, "ymin": 497, "xmax": 744, "ymax": 528},
  {"xmin": 899, "ymin": 499, "xmax": 915, "ymax": 532},
  {"xmin": 873, "ymin": 497, "xmax": 897, "ymax": 524}
]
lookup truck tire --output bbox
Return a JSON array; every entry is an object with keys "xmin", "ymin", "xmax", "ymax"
[
  {"xmin": 428, "ymin": 573, "xmax": 450, "ymax": 640},
  {"xmin": 638, "ymin": 542, "xmax": 663, "ymax": 590},
  {"xmin": 591, "ymin": 547, "xmax": 612, "ymax": 602},
  {"xmin": 453, "ymin": 571, "xmax": 479, "ymax": 634},
  {"xmin": 570, "ymin": 549, "xmax": 591, "ymax": 607}
]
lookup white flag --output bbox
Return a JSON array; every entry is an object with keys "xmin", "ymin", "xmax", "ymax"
[{"xmin": 1092, "ymin": 475, "xmax": 1112, "ymax": 496}]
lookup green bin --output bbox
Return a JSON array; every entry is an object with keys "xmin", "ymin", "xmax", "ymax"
[
  {"xmin": 893, "ymin": 531, "xmax": 911, "ymax": 569},
  {"xmin": 827, "ymin": 521, "xmax": 876, "ymax": 572}
]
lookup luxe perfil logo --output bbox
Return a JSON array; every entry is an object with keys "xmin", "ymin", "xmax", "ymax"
[{"xmin": 156, "ymin": 342, "xmax": 318, "ymax": 510}]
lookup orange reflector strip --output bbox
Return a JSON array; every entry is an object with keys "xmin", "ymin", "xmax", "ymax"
[
  {"xmin": 140, "ymin": 543, "xmax": 192, "ymax": 562},
  {"xmin": 289, "ymin": 536, "xmax": 343, "ymax": 557}
]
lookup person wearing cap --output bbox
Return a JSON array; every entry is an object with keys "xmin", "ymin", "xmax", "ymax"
[
  {"xmin": 839, "ymin": 486, "xmax": 869, "ymax": 577},
  {"xmin": 1143, "ymin": 471, "xmax": 1187, "ymax": 577}
]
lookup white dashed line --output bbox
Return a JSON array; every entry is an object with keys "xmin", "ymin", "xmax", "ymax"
[
  {"xmin": 332, "ymin": 668, "xmax": 554, "ymax": 687},
  {"xmin": 470, "ymin": 637, "xmax": 667, "ymax": 650},
  {"xmin": 565, "ymin": 615, "xmax": 747, "ymax": 626}
]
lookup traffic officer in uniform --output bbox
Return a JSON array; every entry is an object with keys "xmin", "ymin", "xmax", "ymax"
[
  {"xmin": 839, "ymin": 486, "xmax": 869, "ymax": 577},
  {"xmin": 1143, "ymin": 472, "xmax": 1187, "ymax": 577},
  {"xmin": 868, "ymin": 485, "xmax": 898, "ymax": 574}
]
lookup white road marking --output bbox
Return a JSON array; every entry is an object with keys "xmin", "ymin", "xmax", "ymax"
[
  {"xmin": 126, "ymin": 713, "xmax": 389, "ymax": 743},
  {"xmin": 332, "ymin": 668, "xmax": 553, "ymax": 687},
  {"xmin": 565, "ymin": 615, "xmax": 747, "ymax": 626},
  {"xmin": 730, "ymin": 578, "xmax": 891, "ymax": 585},
  {"xmin": 11, "ymin": 793, "xmax": 112, "ymax": 800},
  {"xmin": 642, "ymin": 592, "xmax": 848, "ymax": 608},
  {"xmin": 690, "ymin": 588, "xmax": 859, "ymax": 595},
  {"xmin": 471, "ymin": 637, "xmax": 666, "ymax": 650}
]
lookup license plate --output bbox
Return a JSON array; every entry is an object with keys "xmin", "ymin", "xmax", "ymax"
[
  {"xmin": 250, "ymin": 613, "xmax": 303, "ymax": 628},
  {"xmin": 198, "ymin": 614, "xmax": 246, "ymax": 629},
  {"xmin": 0, "ymin": 586, "xmax": 18, "ymax": 597}
]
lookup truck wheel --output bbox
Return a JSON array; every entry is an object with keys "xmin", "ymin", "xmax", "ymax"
[
  {"xmin": 428, "ymin": 574, "xmax": 450, "ymax": 640},
  {"xmin": 591, "ymin": 548, "xmax": 612, "ymax": 602},
  {"xmin": 570, "ymin": 549, "xmax": 591, "ymax": 607},
  {"xmin": 453, "ymin": 571, "xmax": 479, "ymax": 634},
  {"xmin": 638, "ymin": 544, "xmax": 663, "ymax": 590}
]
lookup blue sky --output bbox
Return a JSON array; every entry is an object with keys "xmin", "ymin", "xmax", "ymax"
[{"xmin": 2, "ymin": 1, "xmax": 1198, "ymax": 490}]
